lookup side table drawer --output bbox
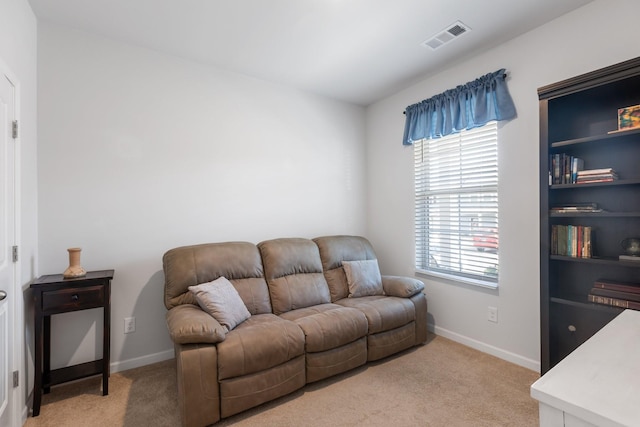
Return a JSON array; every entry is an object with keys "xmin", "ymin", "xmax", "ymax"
[{"xmin": 42, "ymin": 285, "xmax": 105, "ymax": 314}]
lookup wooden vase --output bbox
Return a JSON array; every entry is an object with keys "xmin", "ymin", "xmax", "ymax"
[{"xmin": 63, "ymin": 247, "xmax": 87, "ymax": 278}]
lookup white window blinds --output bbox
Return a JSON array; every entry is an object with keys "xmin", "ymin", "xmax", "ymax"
[{"xmin": 414, "ymin": 121, "xmax": 499, "ymax": 286}]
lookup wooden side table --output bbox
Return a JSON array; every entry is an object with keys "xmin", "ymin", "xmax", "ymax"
[{"xmin": 31, "ymin": 269, "xmax": 114, "ymax": 416}]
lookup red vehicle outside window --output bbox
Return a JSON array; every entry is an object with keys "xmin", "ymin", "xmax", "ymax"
[{"xmin": 473, "ymin": 228, "xmax": 498, "ymax": 252}]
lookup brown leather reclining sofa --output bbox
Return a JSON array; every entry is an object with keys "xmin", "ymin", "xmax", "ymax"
[{"xmin": 163, "ymin": 235, "xmax": 428, "ymax": 426}]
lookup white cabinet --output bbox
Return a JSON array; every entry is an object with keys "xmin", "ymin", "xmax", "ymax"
[{"xmin": 531, "ymin": 310, "xmax": 640, "ymax": 427}]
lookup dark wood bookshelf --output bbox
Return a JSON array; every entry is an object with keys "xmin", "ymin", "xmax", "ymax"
[{"xmin": 539, "ymin": 56, "xmax": 640, "ymax": 374}]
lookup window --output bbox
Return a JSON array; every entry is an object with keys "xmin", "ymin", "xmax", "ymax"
[{"xmin": 414, "ymin": 121, "xmax": 498, "ymax": 287}]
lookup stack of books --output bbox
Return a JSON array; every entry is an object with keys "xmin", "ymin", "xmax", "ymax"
[
  {"xmin": 576, "ymin": 168, "xmax": 618, "ymax": 184},
  {"xmin": 588, "ymin": 279, "xmax": 640, "ymax": 310},
  {"xmin": 619, "ymin": 254, "xmax": 640, "ymax": 262},
  {"xmin": 550, "ymin": 154, "xmax": 583, "ymax": 184},
  {"xmin": 550, "ymin": 224, "xmax": 592, "ymax": 258},
  {"xmin": 550, "ymin": 202, "xmax": 602, "ymax": 214}
]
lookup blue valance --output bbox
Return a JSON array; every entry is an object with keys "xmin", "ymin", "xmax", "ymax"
[{"xmin": 402, "ymin": 69, "xmax": 516, "ymax": 145}]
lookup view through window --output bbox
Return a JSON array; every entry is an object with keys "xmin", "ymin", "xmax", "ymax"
[{"xmin": 414, "ymin": 121, "xmax": 499, "ymax": 287}]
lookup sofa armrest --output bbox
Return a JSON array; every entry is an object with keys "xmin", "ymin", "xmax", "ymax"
[
  {"xmin": 166, "ymin": 304, "xmax": 227, "ymax": 344},
  {"xmin": 381, "ymin": 276, "xmax": 424, "ymax": 298}
]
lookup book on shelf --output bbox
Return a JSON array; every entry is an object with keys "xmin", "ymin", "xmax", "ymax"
[
  {"xmin": 550, "ymin": 202, "xmax": 602, "ymax": 214},
  {"xmin": 588, "ymin": 293, "xmax": 640, "ymax": 310},
  {"xmin": 590, "ymin": 287, "xmax": 640, "ymax": 303},
  {"xmin": 576, "ymin": 173, "xmax": 618, "ymax": 179},
  {"xmin": 552, "ymin": 202, "xmax": 598, "ymax": 209},
  {"xmin": 550, "ymin": 208, "xmax": 603, "ymax": 213},
  {"xmin": 550, "ymin": 224, "xmax": 592, "ymax": 257},
  {"xmin": 593, "ymin": 278, "xmax": 640, "ymax": 294},
  {"xmin": 571, "ymin": 156, "xmax": 583, "ymax": 183},
  {"xmin": 577, "ymin": 168, "xmax": 616, "ymax": 175},
  {"xmin": 550, "ymin": 154, "xmax": 584, "ymax": 184},
  {"xmin": 575, "ymin": 168, "xmax": 618, "ymax": 184},
  {"xmin": 576, "ymin": 178, "xmax": 617, "ymax": 184},
  {"xmin": 577, "ymin": 174, "xmax": 618, "ymax": 180},
  {"xmin": 619, "ymin": 254, "xmax": 640, "ymax": 262}
]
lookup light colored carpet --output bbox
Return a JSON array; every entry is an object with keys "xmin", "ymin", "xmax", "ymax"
[{"xmin": 23, "ymin": 335, "xmax": 540, "ymax": 427}]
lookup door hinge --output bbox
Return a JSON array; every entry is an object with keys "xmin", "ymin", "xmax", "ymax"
[
  {"xmin": 12, "ymin": 120, "xmax": 18, "ymax": 139},
  {"xmin": 12, "ymin": 245, "xmax": 18, "ymax": 262},
  {"xmin": 13, "ymin": 371, "xmax": 19, "ymax": 388}
]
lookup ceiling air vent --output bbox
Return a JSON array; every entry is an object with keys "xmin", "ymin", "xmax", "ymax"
[{"xmin": 421, "ymin": 21, "xmax": 470, "ymax": 50}]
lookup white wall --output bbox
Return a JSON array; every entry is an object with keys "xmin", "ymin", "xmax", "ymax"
[
  {"xmin": 366, "ymin": 0, "xmax": 640, "ymax": 371},
  {"xmin": 37, "ymin": 23, "xmax": 367, "ymax": 371},
  {"xmin": 31, "ymin": 0, "xmax": 640, "ymax": 388},
  {"xmin": 0, "ymin": 0, "xmax": 38, "ymax": 422}
]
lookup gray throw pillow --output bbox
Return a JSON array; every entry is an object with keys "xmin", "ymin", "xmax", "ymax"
[
  {"xmin": 188, "ymin": 276, "xmax": 251, "ymax": 332},
  {"xmin": 342, "ymin": 259, "xmax": 385, "ymax": 298}
]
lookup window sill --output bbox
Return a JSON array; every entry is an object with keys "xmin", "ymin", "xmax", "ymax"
[{"xmin": 415, "ymin": 269, "xmax": 498, "ymax": 289}]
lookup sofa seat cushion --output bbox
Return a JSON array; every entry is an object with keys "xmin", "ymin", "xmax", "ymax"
[
  {"xmin": 336, "ymin": 296, "xmax": 415, "ymax": 335},
  {"xmin": 277, "ymin": 303, "xmax": 344, "ymax": 321},
  {"xmin": 280, "ymin": 304, "xmax": 368, "ymax": 353},
  {"xmin": 217, "ymin": 313, "xmax": 305, "ymax": 380}
]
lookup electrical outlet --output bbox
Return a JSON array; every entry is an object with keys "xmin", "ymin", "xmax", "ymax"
[
  {"xmin": 124, "ymin": 317, "xmax": 136, "ymax": 334},
  {"xmin": 487, "ymin": 306, "xmax": 498, "ymax": 323}
]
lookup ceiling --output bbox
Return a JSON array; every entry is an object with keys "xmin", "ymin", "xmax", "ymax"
[{"xmin": 27, "ymin": 0, "xmax": 593, "ymax": 106}]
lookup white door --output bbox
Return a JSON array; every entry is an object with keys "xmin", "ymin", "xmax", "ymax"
[{"xmin": 0, "ymin": 72, "xmax": 16, "ymax": 427}]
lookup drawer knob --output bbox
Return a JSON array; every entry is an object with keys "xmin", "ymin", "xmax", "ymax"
[
  {"xmin": 71, "ymin": 294, "xmax": 79, "ymax": 301},
  {"xmin": 568, "ymin": 324, "xmax": 577, "ymax": 332}
]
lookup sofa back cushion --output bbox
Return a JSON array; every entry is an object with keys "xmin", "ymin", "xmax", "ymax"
[
  {"xmin": 162, "ymin": 242, "xmax": 272, "ymax": 315},
  {"xmin": 313, "ymin": 235, "xmax": 379, "ymax": 301},
  {"xmin": 258, "ymin": 238, "xmax": 331, "ymax": 315}
]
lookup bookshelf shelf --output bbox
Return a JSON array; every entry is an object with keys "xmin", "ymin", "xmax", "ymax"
[
  {"xmin": 550, "ymin": 296, "xmax": 624, "ymax": 314},
  {"xmin": 550, "ymin": 127, "xmax": 640, "ymax": 148},
  {"xmin": 550, "ymin": 211, "xmax": 640, "ymax": 218},
  {"xmin": 539, "ymin": 56, "xmax": 640, "ymax": 374},
  {"xmin": 550, "ymin": 178, "xmax": 640, "ymax": 190},
  {"xmin": 550, "ymin": 255, "xmax": 640, "ymax": 267}
]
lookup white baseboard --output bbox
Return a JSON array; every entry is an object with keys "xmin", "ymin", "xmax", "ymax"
[
  {"xmin": 430, "ymin": 324, "xmax": 541, "ymax": 373},
  {"xmin": 110, "ymin": 348, "xmax": 175, "ymax": 374},
  {"xmin": 22, "ymin": 405, "xmax": 29, "ymax": 425}
]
